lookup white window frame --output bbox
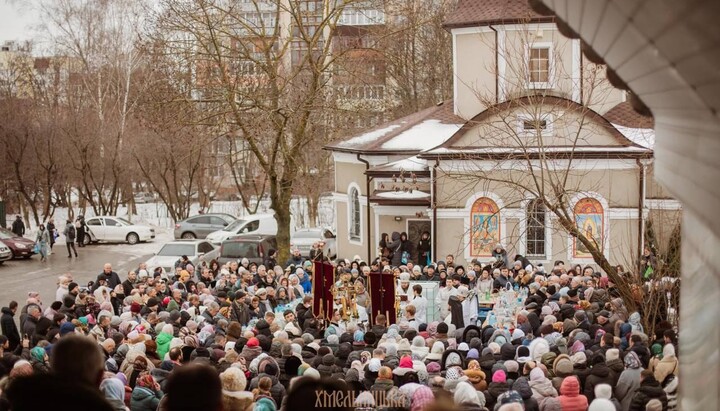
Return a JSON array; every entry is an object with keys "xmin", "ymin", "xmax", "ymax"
[
  {"xmin": 518, "ymin": 198, "xmax": 553, "ymax": 262},
  {"xmin": 517, "ymin": 114, "xmax": 554, "ymax": 137},
  {"xmin": 526, "ymin": 42, "xmax": 554, "ymax": 90},
  {"xmin": 347, "ymin": 183, "xmax": 363, "ymax": 245}
]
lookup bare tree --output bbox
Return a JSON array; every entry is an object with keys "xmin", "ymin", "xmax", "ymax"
[
  {"xmin": 152, "ymin": 0, "xmax": 365, "ymax": 262},
  {"xmin": 39, "ymin": 0, "xmax": 152, "ymax": 216}
]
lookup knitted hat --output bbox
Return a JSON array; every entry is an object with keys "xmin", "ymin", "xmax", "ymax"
[
  {"xmin": 504, "ymin": 360, "xmax": 519, "ymax": 373},
  {"xmin": 246, "ymin": 337, "xmax": 259, "ymax": 348},
  {"xmin": 492, "ymin": 370, "xmax": 507, "ymax": 383},
  {"xmin": 467, "ymin": 348, "xmax": 479, "ymax": 359},
  {"xmin": 571, "ymin": 351, "xmax": 587, "ymax": 365},
  {"xmin": 426, "ymin": 362, "xmax": 441, "ymax": 373},
  {"xmin": 605, "ymin": 348, "xmax": 620, "ymax": 362}
]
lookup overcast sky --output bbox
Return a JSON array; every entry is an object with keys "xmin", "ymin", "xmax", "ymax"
[{"xmin": 0, "ymin": 0, "xmax": 41, "ymax": 42}]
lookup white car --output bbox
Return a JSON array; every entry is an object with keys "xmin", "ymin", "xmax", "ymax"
[
  {"xmin": 144, "ymin": 240, "xmax": 219, "ymax": 274},
  {"xmin": 84, "ymin": 216, "xmax": 155, "ymax": 245},
  {"xmin": 291, "ymin": 228, "xmax": 337, "ymax": 258},
  {"xmin": 0, "ymin": 243, "xmax": 11, "ymax": 264}
]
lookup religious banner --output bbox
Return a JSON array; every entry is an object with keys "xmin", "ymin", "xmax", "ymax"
[
  {"xmin": 312, "ymin": 261, "xmax": 335, "ymax": 321},
  {"xmin": 470, "ymin": 197, "xmax": 500, "ymax": 257},
  {"xmin": 367, "ymin": 271, "xmax": 397, "ymax": 325},
  {"xmin": 574, "ymin": 197, "xmax": 604, "ymax": 258}
]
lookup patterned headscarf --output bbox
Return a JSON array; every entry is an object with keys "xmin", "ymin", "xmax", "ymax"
[
  {"xmin": 624, "ymin": 351, "xmax": 641, "ymax": 369},
  {"xmin": 30, "ymin": 347, "xmax": 46, "ymax": 363},
  {"xmin": 136, "ymin": 373, "xmax": 156, "ymax": 389}
]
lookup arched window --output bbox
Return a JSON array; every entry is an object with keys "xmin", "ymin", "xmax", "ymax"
[
  {"xmin": 349, "ymin": 187, "xmax": 361, "ymax": 241},
  {"xmin": 573, "ymin": 197, "xmax": 603, "ymax": 258},
  {"xmin": 470, "ymin": 197, "xmax": 500, "ymax": 257},
  {"xmin": 526, "ymin": 200, "xmax": 546, "ymax": 257}
]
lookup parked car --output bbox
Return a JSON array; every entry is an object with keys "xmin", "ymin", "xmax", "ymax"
[
  {"xmin": 291, "ymin": 228, "xmax": 337, "ymax": 259},
  {"xmin": 217, "ymin": 235, "xmax": 276, "ymax": 265},
  {"xmin": 144, "ymin": 240, "xmax": 219, "ymax": 274},
  {"xmin": 206, "ymin": 213, "xmax": 278, "ymax": 245},
  {"xmin": 84, "ymin": 216, "xmax": 155, "ymax": 245},
  {"xmin": 0, "ymin": 227, "xmax": 36, "ymax": 259},
  {"xmin": 173, "ymin": 213, "xmax": 236, "ymax": 240},
  {"xmin": 0, "ymin": 243, "xmax": 12, "ymax": 264}
]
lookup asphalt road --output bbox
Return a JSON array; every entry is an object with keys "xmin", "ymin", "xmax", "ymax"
[{"xmin": 0, "ymin": 242, "xmax": 157, "ymax": 307}]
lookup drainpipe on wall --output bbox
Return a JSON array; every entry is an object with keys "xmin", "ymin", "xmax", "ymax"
[
  {"xmin": 489, "ymin": 25, "xmax": 499, "ymax": 104},
  {"xmin": 357, "ymin": 154, "xmax": 372, "ymax": 261},
  {"xmin": 432, "ymin": 159, "xmax": 439, "ymax": 262},
  {"xmin": 637, "ymin": 159, "xmax": 646, "ymax": 269}
]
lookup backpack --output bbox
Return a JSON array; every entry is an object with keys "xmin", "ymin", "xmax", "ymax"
[{"xmin": 67, "ymin": 225, "xmax": 76, "ymax": 241}]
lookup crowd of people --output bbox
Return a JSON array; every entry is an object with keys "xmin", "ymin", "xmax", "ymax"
[{"xmin": 0, "ymin": 227, "xmax": 679, "ymax": 411}]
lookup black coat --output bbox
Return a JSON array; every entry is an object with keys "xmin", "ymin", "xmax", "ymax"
[
  {"xmin": 0, "ymin": 308, "xmax": 20, "ymax": 350},
  {"xmin": 629, "ymin": 377, "xmax": 668, "ymax": 411},
  {"xmin": 584, "ymin": 362, "xmax": 615, "ymax": 403},
  {"xmin": 11, "ymin": 219, "xmax": 25, "ymax": 236}
]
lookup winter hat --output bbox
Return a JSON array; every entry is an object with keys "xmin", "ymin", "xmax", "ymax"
[
  {"xmin": 488, "ymin": 342, "xmax": 501, "ymax": 354},
  {"xmin": 541, "ymin": 306, "xmax": 553, "ymax": 316},
  {"xmin": 529, "ymin": 367, "xmax": 545, "ymax": 382},
  {"xmin": 399, "ymin": 355, "xmax": 414, "ymax": 369},
  {"xmin": 570, "ymin": 351, "xmax": 587, "ymax": 365},
  {"xmin": 588, "ymin": 398, "xmax": 616, "ymax": 411},
  {"xmin": 130, "ymin": 302, "xmax": 141, "ymax": 314},
  {"xmin": 426, "ymin": 362, "xmax": 441, "ymax": 373},
  {"xmin": 327, "ymin": 334, "xmax": 339, "ymax": 345},
  {"xmin": 595, "ymin": 383, "xmax": 613, "ymax": 400},
  {"xmin": 246, "ymin": 337, "xmax": 259, "ymax": 348},
  {"xmin": 504, "ymin": 360, "xmax": 519, "ymax": 373},
  {"xmin": 254, "ymin": 397, "xmax": 277, "ymax": 411},
  {"xmin": 220, "ymin": 366, "xmax": 248, "ymax": 393},
  {"xmin": 570, "ymin": 339, "xmax": 585, "ymax": 355},
  {"xmin": 511, "ymin": 329, "xmax": 525, "ymax": 342},
  {"xmin": 397, "ymin": 339, "xmax": 412, "ymax": 354},
  {"xmin": 467, "ymin": 348, "xmax": 479, "ymax": 359},
  {"xmin": 368, "ymin": 358, "xmax": 382, "ymax": 373},
  {"xmin": 553, "ymin": 355, "xmax": 574, "ymax": 377},
  {"xmin": 606, "ymin": 348, "xmax": 620, "ymax": 362},
  {"xmin": 645, "ymin": 399, "xmax": 664, "ymax": 411},
  {"xmin": 60, "ymin": 322, "xmax": 76, "ymax": 336},
  {"xmin": 492, "ymin": 370, "xmax": 507, "ymax": 383},
  {"xmin": 353, "ymin": 329, "xmax": 365, "ymax": 342},
  {"xmin": 516, "ymin": 346, "xmax": 531, "ymax": 362}
]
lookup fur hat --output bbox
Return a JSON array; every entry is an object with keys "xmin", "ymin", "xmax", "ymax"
[{"xmin": 220, "ymin": 367, "xmax": 247, "ymax": 393}]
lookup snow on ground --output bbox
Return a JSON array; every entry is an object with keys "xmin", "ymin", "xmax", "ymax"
[
  {"xmin": 21, "ymin": 196, "xmax": 336, "ymax": 251},
  {"xmin": 376, "ymin": 190, "xmax": 430, "ymax": 199}
]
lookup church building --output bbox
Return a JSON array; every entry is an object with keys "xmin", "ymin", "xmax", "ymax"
[{"xmin": 325, "ymin": 0, "xmax": 679, "ymax": 268}]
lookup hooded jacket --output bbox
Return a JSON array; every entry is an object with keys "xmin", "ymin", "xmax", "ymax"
[
  {"xmin": 629, "ymin": 376, "xmax": 668, "ymax": 411},
  {"xmin": 617, "ymin": 365, "xmax": 643, "ymax": 411},
  {"xmin": 558, "ymin": 376, "xmax": 588, "ymax": 411},
  {"xmin": 584, "ymin": 362, "xmax": 614, "ymax": 403},
  {"xmin": 130, "ymin": 386, "xmax": 163, "ymax": 411},
  {"xmin": 513, "ymin": 377, "xmax": 540, "ymax": 411},
  {"xmin": 529, "ymin": 373, "xmax": 557, "ymax": 404},
  {"xmin": 483, "ymin": 380, "xmax": 510, "ymax": 411}
]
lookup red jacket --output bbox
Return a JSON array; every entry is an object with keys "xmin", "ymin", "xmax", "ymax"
[{"xmin": 558, "ymin": 376, "xmax": 589, "ymax": 411}]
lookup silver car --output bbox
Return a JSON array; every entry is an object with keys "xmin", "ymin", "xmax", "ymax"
[
  {"xmin": 144, "ymin": 240, "xmax": 220, "ymax": 274},
  {"xmin": 290, "ymin": 228, "xmax": 337, "ymax": 259},
  {"xmin": 173, "ymin": 213, "xmax": 236, "ymax": 239}
]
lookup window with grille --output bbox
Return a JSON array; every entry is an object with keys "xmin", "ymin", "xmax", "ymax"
[
  {"xmin": 528, "ymin": 45, "xmax": 552, "ymax": 88},
  {"xmin": 526, "ymin": 200, "xmax": 546, "ymax": 257},
  {"xmin": 349, "ymin": 187, "xmax": 361, "ymax": 241}
]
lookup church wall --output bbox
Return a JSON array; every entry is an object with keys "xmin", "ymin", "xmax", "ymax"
[
  {"xmin": 334, "ymin": 201, "xmax": 368, "ymax": 261},
  {"xmin": 334, "ymin": 162, "xmax": 370, "ymax": 195},
  {"xmin": 435, "ymin": 166, "xmax": 641, "ymax": 209},
  {"xmin": 454, "ymin": 30, "xmax": 496, "ymax": 119},
  {"xmin": 583, "ymin": 64, "xmax": 626, "ymax": 116}
]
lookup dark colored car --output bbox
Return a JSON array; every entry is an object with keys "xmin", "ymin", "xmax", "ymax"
[
  {"xmin": 0, "ymin": 227, "xmax": 36, "ymax": 259},
  {"xmin": 217, "ymin": 235, "xmax": 277, "ymax": 265}
]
